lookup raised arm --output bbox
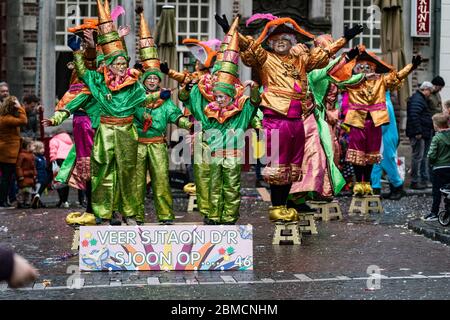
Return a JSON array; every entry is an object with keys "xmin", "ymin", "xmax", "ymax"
[
  {"xmin": 238, "ymin": 34, "xmax": 268, "ymax": 68},
  {"xmin": 306, "ymin": 25, "xmax": 363, "ymax": 72},
  {"xmin": 383, "ymin": 56, "xmax": 421, "ymax": 91},
  {"xmin": 160, "ymin": 62, "xmax": 190, "ymax": 84},
  {"xmin": 215, "ymin": 13, "xmax": 267, "ymax": 67}
]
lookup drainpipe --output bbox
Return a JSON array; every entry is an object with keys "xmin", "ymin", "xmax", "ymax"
[
  {"xmin": 434, "ymin": 0, "xmax": 441, "ymax": 75},
  {"xmin": 35, "ymin": 0, "xmax": 43, "ymax": 96}
]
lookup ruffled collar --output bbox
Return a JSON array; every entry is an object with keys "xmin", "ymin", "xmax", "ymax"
[
  {"xmin": 204, "ymin": 96, "xmax": 245, "ymax": 124},
  {"xmin": 103, "ymin": 67, "xmax": 140, "ymax": 91}
]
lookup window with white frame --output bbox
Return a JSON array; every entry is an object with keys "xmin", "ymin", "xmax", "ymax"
[
  {"xmin": 343, "ymin": 0, "xmax": 381, "ymax": 52},
  {"xmin": 155, "ymin": 0, "xmax": 215, "ymax": 45},
  {"xmin": 55, "ymin": 0, "xmax": 118, "ymax": 51},
  {"xmin": 155, "ymin": 0, "xmax": 216, "ymax": 74}
]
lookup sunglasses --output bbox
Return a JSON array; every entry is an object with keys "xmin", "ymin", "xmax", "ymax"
[{"xmin": 356, "ymin": 64, "xmax": 373, "ymax": 71}]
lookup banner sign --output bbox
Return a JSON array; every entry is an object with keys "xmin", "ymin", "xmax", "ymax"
[
  {"xmin": 79, "ymin": 225, "xmax": 253, "ymax": 271},
  {"xmin": 411, "ymin": 0, "xmax": 432, "ymax": 37}
]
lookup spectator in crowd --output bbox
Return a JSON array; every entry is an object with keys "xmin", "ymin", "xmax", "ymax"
[
  {"xmin": 425, "ymin": 113, "xmax": 450, "ymax": 221},
  {"xmin": 21, "ymin": 94, "xmax": 40, "ymax": 139},
  {"xmin": 0, "ymin": 81, "xmax": 9, "ymax": 103},
  {"xmin": 444, "ymin": 100, "xmax": 450, "ymax": 117},
  {"xmin": 49, "ymin": 129, "xmax": 73, "ymax": 208},
  {"xmin": 428, "ymin": 76, "xmax": 446, "ymax": 116},
  {"xmin": 30, "ymin": 141, "xmax": 48, "ymax": 208},
  {"xmin": 0, "ymin": 96, "xmax": 27, "ymax": 208},
  {"xmin": 0, "ymin": 246, "xmax": 39, "ymax": 288},
  {"xmin": 406, "ymin": 81, "xmax": 434, "ymax": 189},
  {"xmin": 16, "ymin": 138, "xmax": 37, "ymax": 209}
]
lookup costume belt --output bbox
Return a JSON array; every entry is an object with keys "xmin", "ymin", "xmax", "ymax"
[
  {"xmin": 266, "ymin": 86, "xmax": 305, "ymax": 100},
  {"xmin": 100, "ymin": 115, "xmax": 134, "ymax": 125},
  {"xmin": 348, "ymin": 103, "xmax": 386, "ymax": 112},
  {"xmin": 211, "ymin": 149, "xmax": 243, "ymax": 158},
  {"xmin": 138, "ymin": 136, "xmax": 166, "ymax": 144}
]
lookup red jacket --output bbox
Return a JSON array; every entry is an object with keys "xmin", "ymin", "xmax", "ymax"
[{"xmin": 16, "ymin": 150, "xmax": 37, "ymax": 188}]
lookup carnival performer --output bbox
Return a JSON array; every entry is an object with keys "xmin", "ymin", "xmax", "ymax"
[
  {"xmin": 65, "ymin": 0, "xmax": 146, "ymax": 225},
  {"xmin": 342, "ymin": 45, "xmax": 421, "ymax": 196},
  {"xmin": 179, "ymin": 22, "xmax": 261, "ymax": 224},
  {"xmin": 43, "ymin": 12, "xmax": 128, "ymax": 225},
  {"xmin": 215, "ymin": 13, "xmax": 364, "ymax": 222},
  {"xmin": 42, "ymin": 19, "xmax": 100, "ymax": 221},
  {"xmin": 160, "ymin": 34, "xmax": 221, "ymax": 219},
  {"xmin": 289, "ymin": 39, "xmax": 366, "ymax": 209},
  {"xmin": 163, "ymin": 17, "xmax": 260, "ymax": 220},
  {"xmin": 371, "ymin": 91, "xmax": 405, "ymax": 200},
  {"xmin": 133, "ymin": 7, "xmax": 192, "ymax": 225},
  {"xmin": 161, "ymin": 38, "xmax": 221, "ymax": 89}
]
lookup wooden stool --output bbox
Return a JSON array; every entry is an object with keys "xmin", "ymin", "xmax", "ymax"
[
  {"xmin": 298, "ymin": 212, "xmax": 318, "ymax": 234},
  {"xmin": 187, "ymin": 194, "xmax": 198, "ymax": 212},
  {"xmin": 272, "ymin": 222, "xmax": 301, "ymax": 245},
  {"xmin": 71, "ymin": 229, "xmax": 80, "ymax": 251},
  {"xmin": 348, "ymin": 195, "xmax": 383, "ymax": 216},
  {"xmin": 308, "ymin": 200, "xmax": 343, "ymax": 222}
]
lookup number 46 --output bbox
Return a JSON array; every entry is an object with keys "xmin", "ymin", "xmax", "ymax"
[{"xmin": 235, "ymin": 256, "xmax": 252, "ymax": 268}]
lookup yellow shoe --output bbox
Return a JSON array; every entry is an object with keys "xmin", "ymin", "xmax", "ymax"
[
  {"xmin": 286, "ymin": 207, "xmax": 300, "ymax": 222},
  {"xmin": 78, "ymin": 212, "xmax": 96, "ymax": 225},
  {"xmin": 66, "ymin": 212, "xmax": 82, "ymax": 225},
  {"xmin": 66, "ymin": 212, "xmax": 96, "ymax": 226},
  {"xmin": 363, "ymin": 182, "xmax": 373, "ymax": 195},
  {"xmin": 183, "ymin": 183, "xmax": 196, "ymax": 195},
  {"xmin": 269, "ymin": 206, "xmax": 298, "ymax": 223},
  {"xmin": 269, "ymin": 206, "xmax": 286, "ymax": 222},
  {"xmin": 353, "ymin": 182, "xmax": 365, "ymax": 196}
]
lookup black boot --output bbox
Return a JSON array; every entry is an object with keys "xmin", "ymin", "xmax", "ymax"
[
  {"xmin": 373, "ymin": 188, "xmax": 381, "ymax": 196},
  {"xmin": 384, "ymin": 183, "xmax": 395, "ymax": 199},
  {"xmin": 389, "ymin": 185, "xmax": 406, "ymax": 201}
]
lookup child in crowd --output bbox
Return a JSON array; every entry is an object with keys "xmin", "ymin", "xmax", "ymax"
[
  {"xmin": 16, "ymin": 138, "xmax": 36, "ymax": 208},
  {"xmin": 49, "ymin": 129, "xmax": 73, "ymax": 208},
  {"xmin": 425, "ymin": 113, "xmax": 450, "ymax": 221},
  {"xmin": 30, "ymin": 141, "xmax": 48, "ymax": 208},
  {"xmin": 444, "ymin": 100, "xmax": 450, "ymax": 120}
]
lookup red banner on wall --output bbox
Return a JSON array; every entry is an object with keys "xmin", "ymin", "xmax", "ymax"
[{"xmin": 411, "ymin": 0, "xmax": 432, "ymax": 37}]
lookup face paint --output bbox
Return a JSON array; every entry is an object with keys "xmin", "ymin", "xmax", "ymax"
[
  {"xmin": 214, "ymin": 91, "xmax": 232, "ymax": 108},
  {"xmin": 144, "ymin": 74, "xmax": 161, "ymax": 91},
  {"xmin": 353, "ymin": 62, "xmax": 376, "ymax": 75},
  {"xmin": 109, "ymin": 56, "xmax": 128, "ymax": 77},
  {"xmin": 269, "ymin": 33, "xmax": 294, "ymax": 55}
]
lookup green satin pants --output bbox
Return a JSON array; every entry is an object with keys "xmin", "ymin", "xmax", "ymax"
[
  {"xmin": 208, "ymin": 156, "xmax": 242, "ymax": 224},
  {"xmin": 136, "ymin": 142, "xmax": 174, "ymax": 222},
  {"xmin": 193, "ymin": 136, "xmax": 211, "ymax": 218},
  {"xmin": 91, "ymin": 122, "xmax": 139, "ymax": 219}
]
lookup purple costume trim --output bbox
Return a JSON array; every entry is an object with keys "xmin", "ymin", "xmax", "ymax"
[
  {"xmin": 223, "ymin": 51, "xmax": 240, "ymax": 64},
  {"xmin": 68, "ymin": 83, "xmax": 86, "ymax": 93},
  {"xmin": 346, "ymin": 118, "xmax": 382, "ymax": 165},
  {"xmin": 73, "ymin": 114, "xmax": 94, "ymax": 158}
]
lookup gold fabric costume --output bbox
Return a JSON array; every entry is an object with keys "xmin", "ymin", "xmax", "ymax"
[
  {"xmin": 238, "ymin": 35, "xmax": 347, "ymax": 115},
  {"xmin": 344, "ymin": 64, "xmax": 414, "ymax": 128},
  {"xmin": 168, "ymin": 69, "xmax": 210, "ymax": 86}
]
